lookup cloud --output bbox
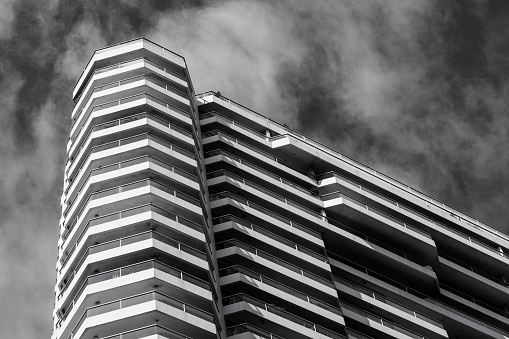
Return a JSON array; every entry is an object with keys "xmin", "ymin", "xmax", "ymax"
[
  {"xmin": 147, "ymin": 0, "xmax": 305, "ymax": 123},
  {"xmin": 1, "ymin": 0, "xmax": 509, "ymax": 338},
  {"xmin": 0, "ymin": 0, "xmax": 17, "ymax": 40}
]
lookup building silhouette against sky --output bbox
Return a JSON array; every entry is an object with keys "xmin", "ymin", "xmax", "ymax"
[{"xmin": 52, "ymin": 38, "xmax": 509, "ymax": 339}]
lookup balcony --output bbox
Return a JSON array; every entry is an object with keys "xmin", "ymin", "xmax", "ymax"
[
  {"xmin": 74, "ymin": 38, "xmax": 186, "ymax": 100},
  {"xmin": 60, "ymin": 226, "xmax": 204, "ymax": 274},
  {"xmin": 334, "ymin": 276, "xmax": 447, "ymax": 338},
  {"xmin": 100, "ymin": 324, "xmax": 195, "ymax": 339},
  {"xmin": 226, "ymin": 323, "xmax": 284, "ymax": 339},
  {"xmin": 324, "ymin": 222, "xmax": 436, "ymax": 289},
  {"xmin": 209, "ymin": 192, "xmax": 323, "ymax": 243},
  {"xmin": 66, "ymin": 132, "xmax": 196, "ymax": 189},
  {"xmin": 72, "ymin": 74, "xmax": 189, "ymax": 139},
  {"xmin": 57, "ymin": 259, "xmax": 211, "ymax": 330},
  {"xmin": 62, "ymin": 291, "xmax": 215, "ymax": 339},
  {"xmin": 220, "ymin": 265, "xmax": 342, "ymax": 320},
  {"xmin": 339, "ymin": 301, "xmax": 429, "ymax": 339},
  {"xmin": 223, "ymin": 294, "xmax": 347, "ymax": 339},
  {"xmin": 64, "ymin": 156, "xmax": 199, "ymax": 221},
  {"xmin": 213, "ymin": 215, "xmax": 327, "ymax": 263},
  {"xmin": 61, "ymin": 178, "xmax": 202, "ymax": 244},
  {"xmin": 215, "ymin": 239, "xmax": 336, "ymax": 301},
  {"xmin": 199, "ymin": 111, "xmax": 271, "ymax": 151},
  {"xmin": 204, "ymin": 149, "xmax": 319, "ymax": 206},
  {"xmin": 70, "ymin": 92, "xmax": 191, "ymax": 147},
  {"xmin": 318, "ymin": 172, "xmax": 509, "ymax": 273},
  {"xmin": 322, "ymin": 191, "xmax": 436, "ymax": 257},
  {"xmin": 58, "ymin": 231, "xmax": 208, "ymax": 303},
  {"xmin": 73, "ymin": 57, "xmax": 189, "ymax": 121},
  {"xmin": 201, "ymin": 130, "xmax": 315, "ymax": 185},
  {"xmin": 67, "ymin": 111, "xmax": 193, "ymax": 168},
  {"xmin": 59, "ymin": 203, "xmax": 204, "ymax": 273},
  {"xmin": 436, "ymin": 254, "xmax": 509, "ymax": 307},
  {"xmin": 330, "ymin": 254, "xmax": 509, "ymax": 339},
  {"xmin": 208, "ymin": 170, "xmax": 326, "ymax": 229},
  {"xmin": 346, "ymin": 328, "xmax": 375, "ymax": 339}
]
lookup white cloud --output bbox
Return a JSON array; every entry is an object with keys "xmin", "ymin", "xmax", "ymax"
[{"xmin": 147, "ymin": 0, "xmax": 305, "ymax": 123}]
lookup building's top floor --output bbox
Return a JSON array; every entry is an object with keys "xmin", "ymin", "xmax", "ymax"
[
  {"xmin": 196, "ymin": 91, "xmax": 509, "ymax": 248},
  {"xmin": 73, "ymin": 37, "xmax": 187, "ymax": 101}
]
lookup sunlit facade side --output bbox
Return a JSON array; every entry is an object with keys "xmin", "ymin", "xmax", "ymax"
[{"xmin": 53, "ymin": 38, "xmax": 509, "ymax": 339}]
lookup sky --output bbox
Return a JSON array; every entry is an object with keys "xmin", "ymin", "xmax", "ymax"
[{"xmin": 1, "ymin": 0, "xmax": 509, "ymax": 337}]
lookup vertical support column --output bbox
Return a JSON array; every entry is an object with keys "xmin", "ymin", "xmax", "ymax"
[
  {"xmin": 320, "ymin": 208, "xmax": 327, "ymax": 222},
  {"xmin": 265, "ymin": 129, "xmax": 272, "ymax": 141}
]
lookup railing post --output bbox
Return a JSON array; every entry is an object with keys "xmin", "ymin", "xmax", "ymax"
[{"xmin": 320, "ymin": 209, "xmax": 327, "ymax": 221}]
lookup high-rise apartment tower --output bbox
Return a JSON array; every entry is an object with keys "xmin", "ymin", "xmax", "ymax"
[{"xmin": 52, "ymin": 38, "xmax": 509, "ymax": 339}]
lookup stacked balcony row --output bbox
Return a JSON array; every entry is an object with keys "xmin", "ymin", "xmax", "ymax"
[
  {"xmin": 53, "ymin": 39, "xmax": 218, "ymax": 339},
  {"xmin": 196, "ymin": 92, "xmax": 509, "ymax": 339}
]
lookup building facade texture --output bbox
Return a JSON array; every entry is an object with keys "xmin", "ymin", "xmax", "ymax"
[{"xmin": 52, "ymin": 38, "xmax": 509, "ymax": 339}]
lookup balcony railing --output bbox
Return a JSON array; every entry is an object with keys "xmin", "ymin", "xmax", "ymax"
[
  {"xmin": 200, "ymin": 111, "xmax": 266, "ymax": 139},
  {"xmin": 207, "ymin": 134, "xmax": 506, "ymax": 258},
  {"xmin": 220, "ymin": 265, "xmax": 340, "ymax": 315},
  {"xmin": 322, "ymin": 191, "xmax": 432, "ymax": 239},
  {"xmin": 201, "ymin": 130, "xmax": 315, "ymax": 179},
  {"xmin": 329, "ymin": 253, "xmax": 509, "ymax": 337},
  {"xmin": 209, "ymin": 191, "xmax": 322, "ymax": 239},
  {"xmin": 100, "ymin": 324, "xmax": 193, "ymax": 339},
  {"xmin": 66, "ymin": 291, "xmax": 213, "ymax": 339},
  {"xmin": 71, "ymin": 91, "xmax": 190, "ymax": 142},
  {"xmin": 326, "ymin": 218, "xmax": 431, "ymax": 269},
  {"xmin": 61, "ymin": 226, "xmax": 203, "ymax": 273},
  {"xmin": 207, "ymin": 169, "xmax": 323, "ymax": 220},
  {"xmin": 223, "ymin": 293, "xmax": 347, "ymax": 339},
  {"xmin": 197, "ymin": 91, "xmax": 509, "ymax": 247},
  {"xmin": 225, "ymin": 323, "xmax": 284, "ymax": 339},
  {"xmin": 75, "ymin": 39, "xmax": 187, "ymax": 104},
  {"xmin": 439, "ymin": 252, "xmax": 509, "ymax": 287},
  {"xmin": 62, "ymin": 178, "xmax": 201, "ymax": 238},
  {"xmin": 334, "ymin": 276, "xmax": 443, "ymax": 328},
  {"xmin": 74, "ymin": 73, "xmax": 189, "ymax": 125},
  {"xmin": 74, "ymin": 58, "xmax": 144, "ymax": 107},
  {"xmin": 60, "ymin": 202, "xmax": 202, "ymax": 260},
  {"xmin": 204, "ymin": 149, "xmax": 316, "ymax": 197},
  {"xmin": 65, "ymin": 155, "xmax": 197, "ymax": 215},
  {"xmin": 320, "ymin": 172, "xmax": 507, "ymax": 259},
  {"xmin": 213, "ymin": 215, "xmax": 327, "ymax": 262},
  {"xmin": 67, "ymin": 132, "xmax": 195, "ymax": 183},
  {"xmin": 439, "ymin": 282, "xmax": 506, "ymax": 316},
  {"xmin": 58, "ymin": 259, "xmax": 210, "ymax": 324},
  {"xmin": 340, "ymin": 301, "xmax": 428, "ymax": 339},
  {"xmin": 215, "ymin": 239, "xmax": 333, "ymax": 288},
  {"xmin": 209, "ymin": 170, "xmax": 432, "ymax": 248},
  {"xmin": 68, "ymin": 111, "xmax": 192, "ymax": 165},
  {"xmin": 346, "ymin": 328, "xmax": 375, "ymax": 339},
  {"xmin": 58, "ymin": 231, "xmax": 207, "ymax": 297}
]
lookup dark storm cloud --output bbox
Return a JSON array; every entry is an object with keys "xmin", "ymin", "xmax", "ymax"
[
  {"xmin": 1, "ymin": 0, "xmax": 509, "ymax": 338},
  {"xmin": 271, "ymin": 1, "xmax": 509, "ymax": 228}
]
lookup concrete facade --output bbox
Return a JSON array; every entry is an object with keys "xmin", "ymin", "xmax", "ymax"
[{"xmin": 53, "ymin": 38, "xmax": 509, "ymax": 339}]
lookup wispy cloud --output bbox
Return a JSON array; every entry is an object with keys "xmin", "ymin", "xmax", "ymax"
[{"xmin": 1, "ymin": 0, "xmax": 509, "ymax": 338}]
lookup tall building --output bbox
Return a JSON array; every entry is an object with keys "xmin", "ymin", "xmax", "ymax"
[{"xmin": 52, "ymin": 38, "xmax": 509, "ymax": 339}]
